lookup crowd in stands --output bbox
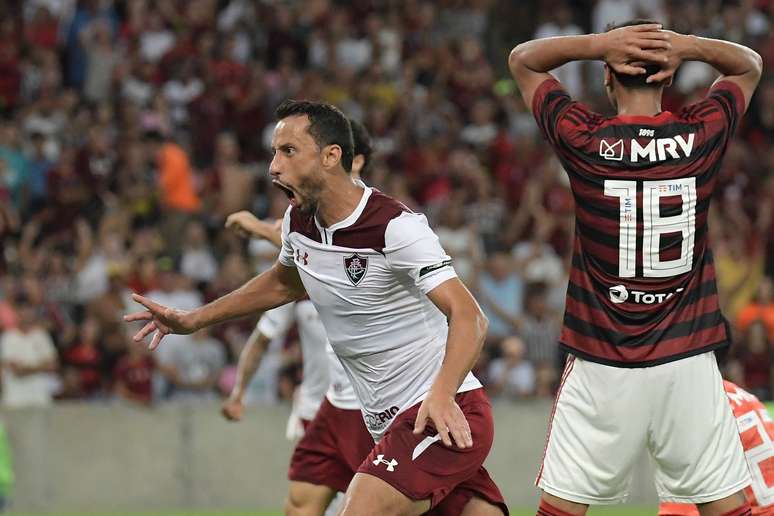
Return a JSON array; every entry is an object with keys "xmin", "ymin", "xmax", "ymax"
[{"xmin": 0, "ymin": 0, "xmax": 772, "ymax": 407}]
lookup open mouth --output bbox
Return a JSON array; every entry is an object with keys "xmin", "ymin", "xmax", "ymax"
[{"xmin": 273, "ymin": 180, "xmax": 296, "ymax": 203}]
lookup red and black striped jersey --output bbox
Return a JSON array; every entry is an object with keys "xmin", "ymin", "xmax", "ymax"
[{"xmin": 532, "ymin": 78, "xmax": 746, "ymax": 367}]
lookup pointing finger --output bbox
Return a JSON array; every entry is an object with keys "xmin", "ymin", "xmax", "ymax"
[
  {"xmin": 132, "ymin": 293, "xmax": 165, "ymax": 314},
  {"xmin": 124, "ymin": 310, "xmax": 152, "ymax": 322}
]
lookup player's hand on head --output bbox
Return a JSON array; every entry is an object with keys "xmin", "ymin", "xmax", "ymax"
[
  {"xmin": 123, "ymin": 293, "xmax": 197, "ymax": 350},
  {"xmin": 413, "ymin": 391, "xmax": 473, "ymax": 449},
  {"xmin": 600, "ymin": 24, "xmax": 671, "ymax": 75},
  {"xmin": 644, "ymin": 32, "xmax": 684, "ymax": 84}
]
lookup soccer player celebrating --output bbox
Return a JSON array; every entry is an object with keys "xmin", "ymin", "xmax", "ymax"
[
  {"xmin": 221, "ymin": 119, "xmax": 377, "ymax": 515},
  {"xmin": 660, "ymin": 381, "xmax": 774, "ymax": 516},
  {"xmin": 508, "ymin": 20, "xmax": 762, "ymax": 516},
  {"xmin": 125, "ymin": 102, "xmax": 507, "ymax": 515}
]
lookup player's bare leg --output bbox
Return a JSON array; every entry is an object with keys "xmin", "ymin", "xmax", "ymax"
[
  {"xmin": 697, "ymin": 490, "xmax": 751, "ymax": 516},
  {"xmin": 338, "ymin": 473, "xmax": 430, "ymax": 516},
  {"xmin": 537, "ymin": 492, "xmax": 589, "ymax": 515},
  {"xmin": 285, "ymin": 481, "xmax": 337, "ymax": 516},
  {"xmin": 460, "ymin": 495, "xmax": 506, "ymax": 515}
]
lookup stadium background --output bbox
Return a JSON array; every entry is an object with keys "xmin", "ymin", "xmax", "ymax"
[{"xmin": 0, "ymin": 0, "xmax": 771, "ymax": 513}]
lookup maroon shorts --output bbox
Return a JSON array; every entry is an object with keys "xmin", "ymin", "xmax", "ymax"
[
  {"xmin": 288, "ymin": 398, "xmax": 375, "ymax": 493},
  {"xmin": 358, "ymin": 388, "xmax": 508, "ymax": 516}
]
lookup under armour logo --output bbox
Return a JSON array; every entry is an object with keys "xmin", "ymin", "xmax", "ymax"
[
  {"xmin": 372, "ymin": 454, "xmax": 398, "ymax": 472},
  {"xmin": 295, "ymin": 248, "xmax": 309, "ymax": 265}
]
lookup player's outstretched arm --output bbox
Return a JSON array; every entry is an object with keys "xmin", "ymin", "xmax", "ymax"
[
  {"xmin": 222, "ymin": 327, "xmax": 271, "ymax": 421},
  {"xmin": 414, "ymin": 278, "xmax": 488, "ymax": 450},
  {"xmin": 225, "ymin": 210, "xmax": 283, "ymax": 248},
  {"xmin": 508, "ymin": 24, "xmax": 670, "ymax": 112},
  {"xmin": 124, "ymin": 261, "xmax": 306, "ymax": 349},
  {"xmin": 647, "ymin": 33, "xmax": 762, "ymax": 111}
]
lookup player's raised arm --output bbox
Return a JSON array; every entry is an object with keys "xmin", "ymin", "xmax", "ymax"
[
  {"xmin": 124, "ymin": 261, "xmax": 306, "ymax": 350},
  {"xmin": 646, "ymin": 33, "xmax": 762, "ymax": 111},
  {"xmin": 416, "ymin": 278, "xmax": 488, "ymax": 449},
  {"xmin": 508, "ymin": 24, "xmax": 670, "ymax": 112},
  {"xmin": 225, "ymin": 210, "xmax": 283, "ymax": 248}
]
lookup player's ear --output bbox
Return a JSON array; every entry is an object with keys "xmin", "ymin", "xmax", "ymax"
[
  {"xmin": 321, "ymin": 144, "xmax": 342, "ymax": 170},
  {"xmin": 603, "ymin": 64, "xmax": 612, "ymax": 89}
]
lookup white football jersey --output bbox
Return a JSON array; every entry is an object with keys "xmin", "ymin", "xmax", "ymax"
[
  {"xmin": 279, "ymin": 186, "xmax": 482, "ymax": 440},
  {"xmin": 257, "ymin": 300, "xmax": 328, "ymax": 421},
  {"xmin": 325, "ymin": 343, "xmax": 359, "ymax": 410}
]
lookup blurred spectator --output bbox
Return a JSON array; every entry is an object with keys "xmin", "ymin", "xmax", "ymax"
[
  {"xmin": 24, "ymin": 132, "xmax": 54, "ymax": 212},
  {"xmin": 1, "ymin": 299, "xmax": 58, "ymax": 407},
  {"xmin": 0, "ymin": 0, "xmax": 769, "ymax": 405},
  {"xmin": 738, "ymin": 321, "xmax": 774, "ymax": 400},
  {"xmin": 476, "ymin": 250, "xmax": 523, "ymax": 341},
  {"xmin": 114, "ymin": 341, "xmax": 155, "ymax": 407},
  {"xmin": 162, "ymin": 328, "xmax": 226, "ymax": 402},
  {"xmin": 143, "ymin": 131, "xmax": 201, "ymax": 253},
  {"xmin": 81, "ymin": 19, "xmax": 118, "ymax": 103},
  {"xmin": 435, "ymin": 197, "xmax": 484, "ymax": 285},
  {"xmin": 180, "ymin": 220, "xmax": 218, "ymax": 285},
  {"xmin": 487, "ymin": 336, "xmax": 536, "ymax": 398},
  {"xmin": 144, "ymin": 256, "xmax": 203, "ymax": 311},
  {"xmin": 534, "ymin": 2, "xmax": 584, "ymax": 97},
  {"xmin": 204, "ymin": 132, "xmax": 254, "ymax": 221},
  {"xmin": 519, "ymin": 282, "xmax": 561, "ymax": 394},
  {"xmin": 737, "ymin": 276, "xmax": 774, "ymax": 344},
  {"xmin": 60, "ymin": 316, "xmax": 103, "ymax": 399}
]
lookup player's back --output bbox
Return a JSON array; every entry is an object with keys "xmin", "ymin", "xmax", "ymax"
[{"xmin": 532, "ymin": 78, "xmax": 746, "ymax": 366}]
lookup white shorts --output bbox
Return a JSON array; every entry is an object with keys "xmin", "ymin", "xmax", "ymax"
[{"xmin": 536, "ymin": 352, "xmax": 750, "ymax": 505}]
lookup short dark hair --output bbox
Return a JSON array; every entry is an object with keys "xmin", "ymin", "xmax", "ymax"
[
  {"xmin": 606, "ymin": 19, "xmax": 664, "ymax": 89},
  {"xmin": 524, "ymin": 281, "xmax": 549, "ymax": 302},
  {"xmin": 142, "ymin": 129, "xmax": 165, "ymax": 143},
  {"xmin": 349, "ymin": 118, "xmax": 373, "ymax": 177},
  {"xmin": 275, "ymin": 100, "xmax": 354, "ymax": 172}
]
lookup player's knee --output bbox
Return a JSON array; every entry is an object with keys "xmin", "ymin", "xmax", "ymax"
[
  {"xmin": 339, "ymin": 490, "xmax": 416, "ymax": 516},
  {"xmin": 460, "ymin": 496, "xmax": 506, "ymax": 516},
  {"xmin": 285, "ymin": 483, "xmax": 331, "ymax": 516},
  {"xmin": 339, "ymin": 499, "xmax": 409, "ymax": 516}
]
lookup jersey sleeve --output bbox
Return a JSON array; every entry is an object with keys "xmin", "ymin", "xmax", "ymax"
[
  {"xmin": 384, "ymin": 212, "xmax": 457, "ymax": 294},
  {"xmin": 278, "ymin": 206, "xmax": 295, "ymax": 268},
  {"xmin": 256, "ymin": 302, "xmax": 296, "ymax": 340},
  {"xmin": 681, "ymin": 80, "xmax": 746, "ymax": 141},
  {"xmin": 532, "ymin": 77, "xmax": 597, "ymax": 149}
]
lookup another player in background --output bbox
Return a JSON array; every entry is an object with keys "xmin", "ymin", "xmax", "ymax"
[
  {"xmin": 125, "ymin": 102, "xmax": 506, "ymax": 515},
  {"xmin": 660, "ymin": 381, "xmax": 774, "ymax": 516},
  {"xmin": 221, "ymin": 301, "xmax": 329, "ymax": 436},
  {"xmin": 509, "ymin": 20, "xmax": 762, "ymax": 516},
  {"xmin": 222, "ymin": 119, "xmax": 376, "ymax": 515}
]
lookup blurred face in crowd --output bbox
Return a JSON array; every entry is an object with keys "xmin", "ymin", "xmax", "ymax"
[
  {"xmin": 502, "ymin": 336, "xmax": 526, "ymax": 365},
  {"xmin": 216, "ymin": 133, "xmax": 239, "ymax": 163},
  {"xmin": 486, "ymin": 252, "xmax": 512, "ymax": 281},
  {"xmin": 16, "ymin": 304, "xmax": 37, "ymax": 331},
  {"xmin": 270, "ymin": 115, "xmax": 332, "ymax": 215},
  {"xmin": 526, "ymin": 291, "xmax": 548, "ymax": 318},
  {"xmin": 747, "ymin": 321, "xmax": 768, "ymax": 353},
  {"xmin": 80, "ymin": 317, "xmax": 100, "ymax": 345},
  {"xmin": 757, "ymin": 277, "xmax": 773, "ymax": 304},
  {"xmin": 185, "ymin": 221, "xmax": 208, "ymax": 248}
]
